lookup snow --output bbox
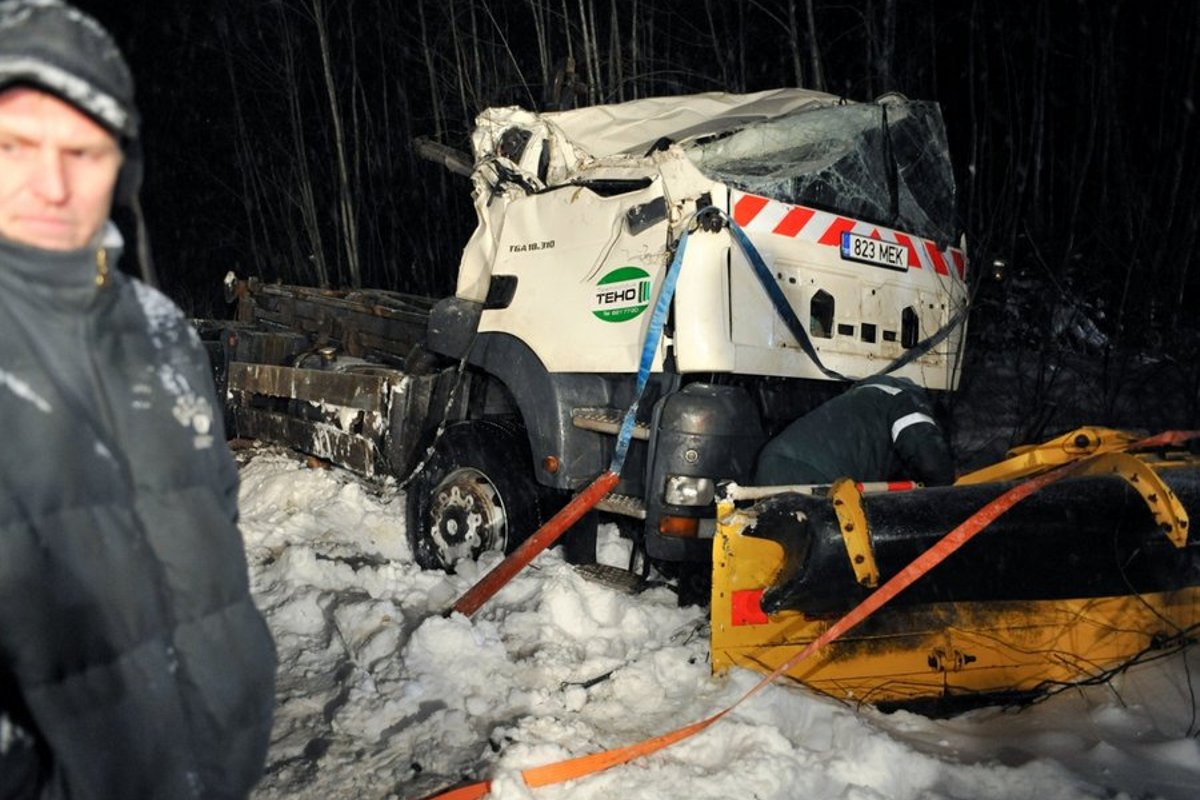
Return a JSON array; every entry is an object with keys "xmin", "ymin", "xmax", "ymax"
[{"xmin": 239, "ymin": 448, "xmax": 1200, "ymax": 800}]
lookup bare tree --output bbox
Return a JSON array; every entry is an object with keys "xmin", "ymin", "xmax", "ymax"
[{"xmin": 309, "ymin": 0, "xmax": 361, "ymax": 287}]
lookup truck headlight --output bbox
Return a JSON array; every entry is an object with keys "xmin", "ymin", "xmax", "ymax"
[{"xmin": 664, "ymin": 475, "xmax": 716, "ymax": 506}]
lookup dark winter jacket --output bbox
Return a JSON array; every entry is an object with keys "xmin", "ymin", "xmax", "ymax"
[
  {"xmin": 0, "ymin": 231, "xmax": 276, "ymax": 799},
  {"xmin": 753, "ymin": 374, "xmax": 955, "ymax": 487}
]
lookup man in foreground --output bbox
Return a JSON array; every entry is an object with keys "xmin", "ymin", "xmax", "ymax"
[{"xmin": 0, "ymin": 2, "xmax": 276, "ymax": 797}]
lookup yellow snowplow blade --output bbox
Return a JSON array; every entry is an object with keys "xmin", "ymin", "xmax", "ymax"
[
  {"xmin": 711, "ymin": 431, "xmax": 1200, "ymax": 706},
  {"xmin": 711, "ymin": 501, "xmax": 1200, "ymax": 704}
]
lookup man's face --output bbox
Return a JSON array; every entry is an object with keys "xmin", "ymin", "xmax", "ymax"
[{"xmin": 0, "ymin": 86, "xmax": 122, "ymax": 250}]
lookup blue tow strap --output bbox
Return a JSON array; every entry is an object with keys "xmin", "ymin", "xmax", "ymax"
[
  {"xmin": 610, "ymin": 224, "xmax": 693, "ymax": 473},
  {"xmin": 726, "ymin": 211, "xmax": 966, "ymax": 380},
  {"xmin": 725, "ymin": 215, "xmax": 853, "ymax": 382}
]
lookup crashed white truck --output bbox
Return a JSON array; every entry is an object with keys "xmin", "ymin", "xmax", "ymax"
[{"xmin": 200, "ymin": 87, "xmax": 969, "ymax": 586}]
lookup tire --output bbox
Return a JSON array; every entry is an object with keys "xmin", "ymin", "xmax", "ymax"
[{"xmin": 405, "ymin": 418, "xmax": 544, "ymax": 572}]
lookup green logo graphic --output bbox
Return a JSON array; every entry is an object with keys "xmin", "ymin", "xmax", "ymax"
[{"xmin": 592, "ymin": 266, "xmax": 652, "ymax": 323}]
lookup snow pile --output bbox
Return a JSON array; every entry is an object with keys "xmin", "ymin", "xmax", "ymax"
[{"xmin": 238, "ymin": 448, "xmax": 1200, "ymax": 800}]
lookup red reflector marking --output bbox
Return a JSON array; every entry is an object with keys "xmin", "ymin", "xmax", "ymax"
[
  {"xmin": 952, "ymin": 250, "xmax": 966, "ymax": 279},
  {"xmin": 819, "ymin": 216, "xmax": 856, "ymax": 246},
  {"xmin": 733, "ymin": 195, "xmax": 770, "ymax": 227},
  {"xmin": 772, "ymin": 206, "xmax": 815, "ymax": 237},
  {"xmin": 894, "ymin": 232, "xmax": 919, "ymax": 268},
  {"xmin": 731, "ymin": 589, "xmax": 770, "ymax": 626},
  {"xmin": 925, "ymin": 240, "xmax": 950, "ymax": 275}
]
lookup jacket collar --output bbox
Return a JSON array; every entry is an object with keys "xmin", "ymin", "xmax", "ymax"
[{"xmin": 0, "ymin": 222, "xmax": 124, "ymax": 311}]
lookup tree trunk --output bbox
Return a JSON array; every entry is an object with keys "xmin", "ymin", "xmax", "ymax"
[
  {"xmin": 312, "ymin": 0, "xmax": 361, "ymax": 287},
  {"xmin": 805, "ymin": 0, "xmax": 825, "ymax": 92}
]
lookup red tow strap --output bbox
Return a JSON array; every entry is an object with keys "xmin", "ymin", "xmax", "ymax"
[{"xmin": 427, "ymin": 431, "xmax": 1199, "ymax": 799}]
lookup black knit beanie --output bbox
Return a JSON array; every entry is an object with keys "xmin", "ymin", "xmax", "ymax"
[{"xmin": 0, "ymin": 0, "xmax": 137, "ymax": 139}]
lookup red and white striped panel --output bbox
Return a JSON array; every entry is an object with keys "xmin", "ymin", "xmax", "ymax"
[{"xmin": 731, "ymin": 191, "xmax": 966, "ymax": 280}]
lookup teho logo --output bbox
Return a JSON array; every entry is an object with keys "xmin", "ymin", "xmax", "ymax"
[{"xmin": 592, "ymin": 266, "xmax": 652, "ymax": 323}]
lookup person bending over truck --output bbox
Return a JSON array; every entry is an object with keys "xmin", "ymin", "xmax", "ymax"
[
  {"xmin": 753, "ymin": 374, "xmax": 955, "ymax": 487},
  {"xmin": 0, "ymin": 3, "xmax": 275, "ymax": 798}
]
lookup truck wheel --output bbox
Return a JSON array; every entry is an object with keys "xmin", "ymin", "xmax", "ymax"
[{"xmin": 406, "ymin": 418, "xmax": 543, "ymax": 572}]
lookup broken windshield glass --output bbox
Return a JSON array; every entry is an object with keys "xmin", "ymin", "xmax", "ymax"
[{"xmin": 685, "ymin": 98, "xmax": 958, "ymax": 244}]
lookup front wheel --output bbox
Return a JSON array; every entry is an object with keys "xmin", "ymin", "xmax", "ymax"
[{"xmin": 405, "ymin": 418, "xmax": 544, "ymax": 572}]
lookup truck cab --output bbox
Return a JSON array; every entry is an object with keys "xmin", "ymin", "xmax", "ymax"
[{"xmin": 424, "ymin": 88, "xmax": 968, "ymax": 565}]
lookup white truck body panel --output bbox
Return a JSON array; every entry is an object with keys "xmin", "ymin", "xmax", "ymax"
[{"xmin": 459, "ymin": 89, "xmax": 968, "ymax": 390}]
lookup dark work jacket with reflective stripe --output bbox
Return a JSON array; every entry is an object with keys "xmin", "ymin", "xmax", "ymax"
[
  {"xmin": 0, "ymin": 231, "xmax": 276, "ymax": 800},
  {"xmin": 753, "ymin": 374, "xmax": 955, "ymax": 487}
]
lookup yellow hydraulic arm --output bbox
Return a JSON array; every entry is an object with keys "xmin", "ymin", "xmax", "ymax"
[{"xmin": 955, "ymin": 426, "xmax": 1190, "ymax": 547}]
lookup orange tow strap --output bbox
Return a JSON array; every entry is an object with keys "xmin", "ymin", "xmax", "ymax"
[
  {"xmin": 424, "ymin": 431, "xmax": 1198, "ymax": 799},
  {"xmin": 1126, "ymin": 429, "xmax": 1200, "ymax": 449},
  {"xmin": 450, "ymin": 471, "xmax": 622, "ymax": 618}
]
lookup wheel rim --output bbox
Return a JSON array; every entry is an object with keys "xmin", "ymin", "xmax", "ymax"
[{"xmin": 426, "ymin": 467, "xmax": 508, "ymax": 567}]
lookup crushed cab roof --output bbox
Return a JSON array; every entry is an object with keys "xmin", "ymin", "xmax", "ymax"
[{"xmin": 538, "ymin": 87, "xmax": 845, "ymax": 158}]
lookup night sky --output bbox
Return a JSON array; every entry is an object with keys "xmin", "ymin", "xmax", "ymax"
[{"xmin": 73, "ymin": 1, "xmax": 1198, "ymax": 351}]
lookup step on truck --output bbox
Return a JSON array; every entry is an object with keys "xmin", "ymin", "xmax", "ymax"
[{"xmin": 200, "ymin": 87, "xmax": 970, "ymax": 583}]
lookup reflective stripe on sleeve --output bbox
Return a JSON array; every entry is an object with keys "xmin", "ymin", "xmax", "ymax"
[
  {"xmin": 861, "ymin": 382, "xmax": 903, "ymax": 396},
  {"xmin": 891, "ymin": 412, "xmax": 936, "ymax": 442}
]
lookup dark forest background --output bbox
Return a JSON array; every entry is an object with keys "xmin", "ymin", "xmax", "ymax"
[{"xmin": 79, "ymin": 0, "xmax": 1199, "ymax": 372}]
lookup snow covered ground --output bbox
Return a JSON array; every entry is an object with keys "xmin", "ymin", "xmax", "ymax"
[{"xmin": 238, "ymin": 447, "xmax": 1200, "ymax": 800}]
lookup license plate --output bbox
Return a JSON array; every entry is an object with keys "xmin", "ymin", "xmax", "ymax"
[{"xmin": 840, "ymin": 232, "xmax": 908, "ymax": 271}]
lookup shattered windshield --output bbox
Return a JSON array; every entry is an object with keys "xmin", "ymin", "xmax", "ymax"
[{"xmin": 685, "ymin": 98, "xmax": 958, "ymax": 244}]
